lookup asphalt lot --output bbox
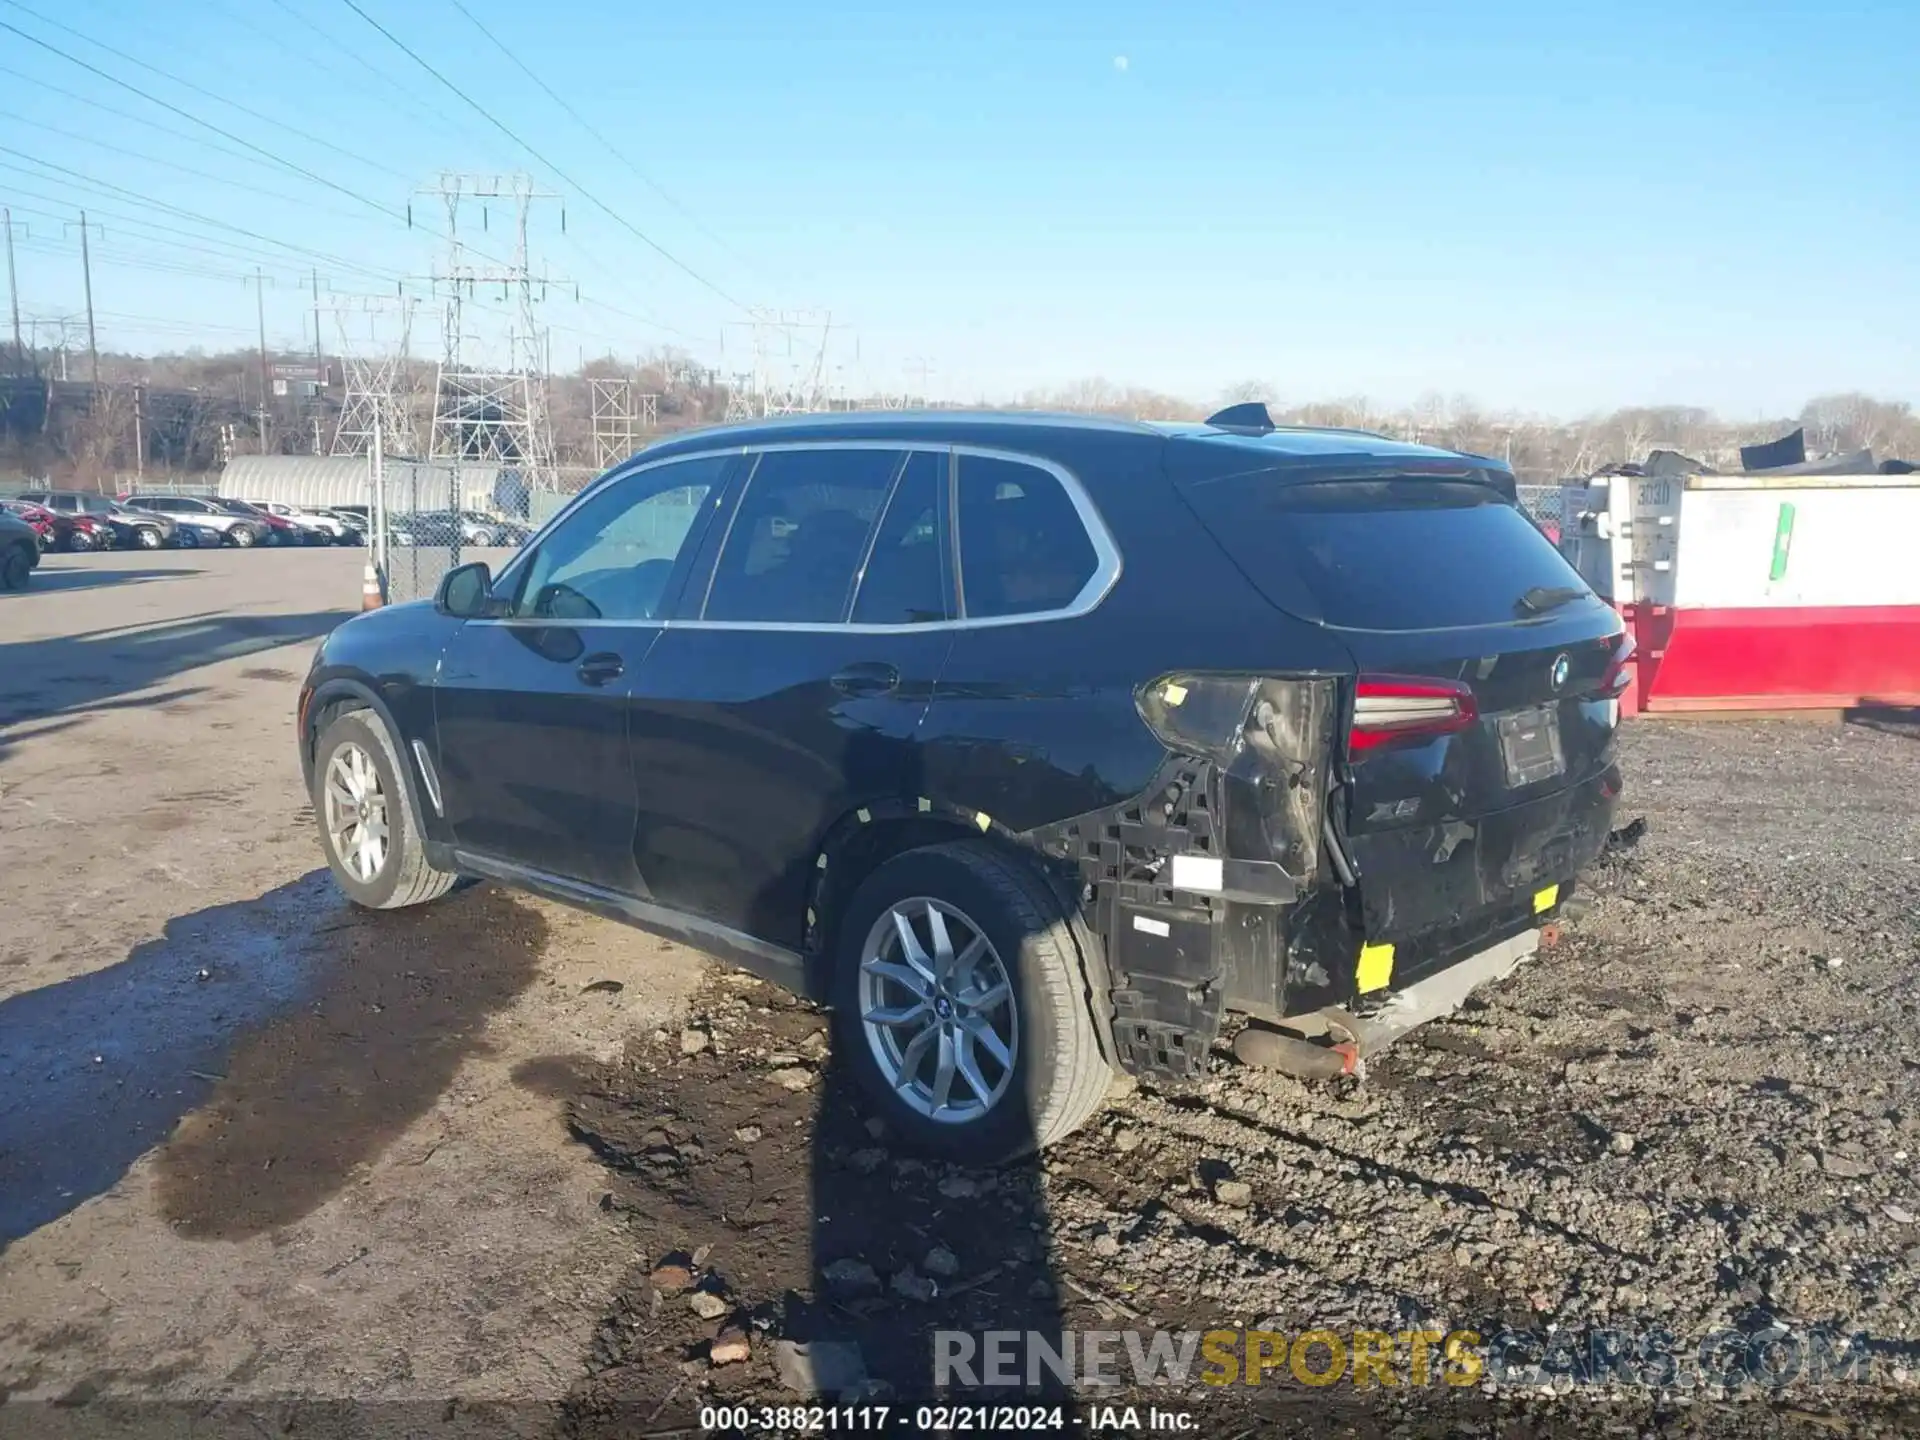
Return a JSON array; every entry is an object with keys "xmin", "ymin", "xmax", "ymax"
[{"xmin": 3, "ymin": 549, "xmax": 1919, "ymax": 1434}]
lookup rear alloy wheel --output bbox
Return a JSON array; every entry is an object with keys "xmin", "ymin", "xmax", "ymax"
[
  {"xmin": 830, "ymin": 840, "xmax": 1114, "ymax": 1163},
  {"xmin": 230, "ymin": 525, "xmax": 256, "ymax": 548},
  {"xmin": 313, "ymin": 711, "xmax": 457, "ymax": 910},
  {"xmin": 1, "ymin": 543, "xmax": 30, "ymax": 590},
  {"xmin": 135, "ymin": 526, "xmax": 163, "ymax": 550}
]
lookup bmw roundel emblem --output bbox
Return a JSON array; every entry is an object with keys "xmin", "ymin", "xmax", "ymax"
[{"xmin": 1550, "ymin": 653, "xmax": 1571, "ymax": 690}]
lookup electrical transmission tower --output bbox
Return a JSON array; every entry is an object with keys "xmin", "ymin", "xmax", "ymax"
[
  {"xmin": 416, "ymin": 173, "xmax": 568, "ymax": 500},
  {"xmin": 722, "ymin": 307, "xmax": 834, "ymax": 419},
  {"xmin": 328, "ymin": 294, "xmax": 420, "ymax": 458},
  {"xmin": 589, "ymin": 377, "xmax": 635, "ymax": 468}
]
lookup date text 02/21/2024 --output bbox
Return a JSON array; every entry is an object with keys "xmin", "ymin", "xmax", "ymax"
[{"xmin": 696, "ymin": 1404, "xmax": 1196, "ymax": 1432}]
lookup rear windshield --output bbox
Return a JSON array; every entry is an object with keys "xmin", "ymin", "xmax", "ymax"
[{"xmin": 1182, "ymin": 475, "xmax": 1594, "ymax": 631}]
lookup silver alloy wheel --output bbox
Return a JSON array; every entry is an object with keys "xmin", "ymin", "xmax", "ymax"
[
  {"xmin": 322, "ymin": 741, "xmax": 390, "ymax": 883},
  {"xmin": 858, "ymin": 897, "xmax": 1018, "ymax": 1125},
  {"xmin": 136, "ymin": 527, "xmax": 162, "ymax": 549}
]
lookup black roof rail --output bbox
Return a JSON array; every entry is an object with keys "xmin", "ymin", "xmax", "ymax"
[{"xmin": 1203, "ymin": 401, "xmax": 1275, "ymax": 434}]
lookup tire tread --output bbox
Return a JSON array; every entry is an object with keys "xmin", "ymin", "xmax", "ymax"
[
  {"xmin": 913, "ymin": 840, "xmax": 1111, "ymax": 1152},
  {"xmin": 316, "ymin": 711, "xmax": 457, "ymax": 909}
]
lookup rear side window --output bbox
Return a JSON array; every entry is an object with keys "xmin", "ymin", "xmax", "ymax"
[
  {"xmin": 851, "ymin": 450, "xmax": 951, "ymax": 625},
  {"xmin": 1181, "ymin": 476, "xmax": 1596, "ymax": 630},
  {"xmin": 955, "ymin": 455, "xmax": 1098, "ymax": 619},
  {"xmin": 703, "ymin": 448, "xmax": 903, "ymax": 623}
]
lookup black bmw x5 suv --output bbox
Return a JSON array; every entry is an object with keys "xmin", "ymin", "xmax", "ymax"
[{"xmin": 298, "ymin": 405, "xmax": 1628, "ymax": 1161}]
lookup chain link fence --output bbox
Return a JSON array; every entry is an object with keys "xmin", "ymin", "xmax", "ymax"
[
  {"xmin": 373, "ymin": 460, "xmax": 544, "ymax": 604},
  {"xmin": 1515, "ymin": 483, "xmax": 1569, "ymax": 542}
]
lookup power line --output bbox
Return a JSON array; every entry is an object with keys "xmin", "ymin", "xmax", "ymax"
[
  {"xmin": 251, "ymin": 0, "xmax": 505, "ymax": 155},
  {"xmin": 0, "ymin": 17, "xmax": 413, "ymax": 227},
  {"xmin": 0, "ymin": 0, "xmax": 412, "ymax": 183},
  {"xmin": 440, "ymin": 0, "xmax": 759, "ymax": 279},
  {"xmin": 0, "ymin": 108, "xmax": 387, "ymax": 230},
  {"xmin": 0, "ymin": 155, "xmax": 397, "ymax": 280},
  {"xmin": 0, "ymin": 62, "xmax": 311, "ymax": 184},
  {"xmin": 0, "ymin": 28, "xmax": 579, "ymax": 292},
  {"xmin": 337, "ymin": 0, "xmax": 748, "ymax": 312}
]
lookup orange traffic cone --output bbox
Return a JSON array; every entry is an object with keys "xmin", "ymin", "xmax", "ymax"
[{"xmin": 361, "ymin": 562, "xmax": 384, "ymax": 611}]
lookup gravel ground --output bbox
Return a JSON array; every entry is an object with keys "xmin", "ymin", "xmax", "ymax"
[
  {"xmin": 6, "ymin": 553, "xmax": 1919, "ymax": 1436},
  {"xmin": 561, "ymin": 718, "xmax": 1920, "ymax": 1436}
]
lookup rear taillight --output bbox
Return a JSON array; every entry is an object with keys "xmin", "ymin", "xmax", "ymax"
[
  {"xmin": 1349, "ymin": 675, "xmax": 1479, "ymax": 754},
  {"xmin": 1600, "ymin": 637, "xmax": 1637, "ymax": 697}
]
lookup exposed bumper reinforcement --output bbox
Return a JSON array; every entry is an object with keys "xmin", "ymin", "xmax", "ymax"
[{"xmin": 1330, "ymin": 926, "xmax": 1539, "ymax": 1054}]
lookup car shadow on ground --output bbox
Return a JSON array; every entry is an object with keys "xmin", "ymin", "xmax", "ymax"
[
  {"xmin": 0, "ymin": 609, "xmax": 350, "ymax": 759},
  {"xmin": 555, "ymin": 959, "xmax": 1074, "ymax": 1429},
  {"xmin": 0, "ymin": 874, "xmax": 549, "ymax": 1250},
  {"xmin": 1843, "ymin": 703, "xmax": 1920, "ymax": 740},
  {"xmin": 12, "ymin": 566, "xmax": 203, "ymax": 595}
]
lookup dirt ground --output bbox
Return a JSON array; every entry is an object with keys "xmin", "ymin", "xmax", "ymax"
[
  {"xmin": 5, "ymin": 550, "xmax": 1920, "ymax": 1436},
  {"xmin": 0, "ymin": 550, "xmax": 702, "ymax": 1411}
]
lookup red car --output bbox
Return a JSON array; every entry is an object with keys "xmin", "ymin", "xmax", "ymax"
[
  {"xmin": 4, "ymin": 500, "xmax": 116, "ymax": 551},
  {"xmin": 213, "ymin": 498, "xmax": 309, "ymax": 546}
]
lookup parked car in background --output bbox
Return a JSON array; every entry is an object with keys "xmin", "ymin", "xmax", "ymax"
[
  {"xmin": 0, "ymin": 505, "xmax": 40, "ymax": 589},
  {"xmin": 316, "ymin": 509, "xmax": 367, "ymax": 544},
  {"xmin": 297, "ymin": 406, "xmax": 1630, "ymax": 1162},
  {"xmin": 399, "ymin": 509, "xmax": 527, "ymax": 548},
  {"xmin": 469, "ymin": 511, "xmax": 533, "ymax": 547},
  {"xmin": 122, "ymin": 494, "xmax": 268, "ymax": 547},
  {"xmin": 248, "ymin": 500, "xmax": 355, "ymax": 545},
  {"xmin": 2, "ymin": 499, "xmax": 60, "ymax": 551},
  {"xmin": 214, "ymin": 498, "xmax": 314, "ymax": 546},
  {"xmin": 17, "ymin": 491, "xmax": 179, "ymax": 550},
  {"xmin": 6, "ymin": 498, "xmax": 111, "ymax": 551}
]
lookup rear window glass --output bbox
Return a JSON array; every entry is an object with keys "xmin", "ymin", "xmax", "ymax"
[{"xmin": 1183, "ymin": 476, "xmax": 1595, "ymax": 630}]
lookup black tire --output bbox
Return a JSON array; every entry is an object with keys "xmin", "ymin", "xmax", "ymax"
[
  {"xmin": 0, "ymin": 542, "xmax": 30, "ymax": 591},
  {"xmin": 135, "ymin": 526, "xmax": 163, "ymax": 550},
  {"xmin": 230, "ymin": 525, "xmax": 256, "ymax": 549},
  {"xmin": 828, "ymin": 840, "xmax": 1113, "ymax": 1164},
  {"xmin": 311, "ymin": 710, "xmax": 458, "ymax": 910}
]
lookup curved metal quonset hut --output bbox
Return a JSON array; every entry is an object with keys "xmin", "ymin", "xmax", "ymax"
[{"xmin": 217, "ymin": 456, "xmax": 520, "ymax": 516}]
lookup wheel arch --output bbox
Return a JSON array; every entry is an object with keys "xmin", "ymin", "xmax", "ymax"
[
  {"xmin": 805, "ymin": 797, "xmax": 1117, "ymax": 1066},
  {"xmin": 302, "ymin": 678, "xmax": 439, "ymax": 845}
]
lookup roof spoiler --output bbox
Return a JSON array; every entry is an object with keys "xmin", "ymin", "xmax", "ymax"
[{"xmin": 1203, "ymin": 401, "xmax": 1275, "ymax": 434}]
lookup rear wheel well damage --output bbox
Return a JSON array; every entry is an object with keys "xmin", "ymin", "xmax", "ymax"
[{"xmin": 805, "ymin": 802, "xmax": 1118, "ymax": 1071}]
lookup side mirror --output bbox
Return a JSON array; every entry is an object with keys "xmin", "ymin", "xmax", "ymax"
[{"xmin": 436, "ymin": 561, "xmax": 497, "ymax": 618}]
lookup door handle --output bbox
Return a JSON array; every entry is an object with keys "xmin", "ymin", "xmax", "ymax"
[
  {"xmin": 576, "ymin": 652, "xmax": 625, "ymax": 687},
  {"xmin": 831, "ymin": 662, "xmax": 900, "ymax": 697}
]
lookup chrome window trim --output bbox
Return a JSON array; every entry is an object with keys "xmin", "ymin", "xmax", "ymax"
[{"xmin": 473, "ymin": 438, "xmax": 1122, "ymax": 634}]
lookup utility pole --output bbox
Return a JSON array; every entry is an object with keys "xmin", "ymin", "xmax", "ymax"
[
  {"xmin": 133, "ymin": 382, "xmax": 145, "ymax": 478},
  {"xmin": 3, "ymin": 208, "xmax": 20, "ymax": 361},
  {"xmin": 74, "ymin": 210, "xmax": 99, "ymax": 385},
  {"xmin": 311, "ymin": 268, "xmax": 323, "ymax": 369},
  {"xmin": 250, "ymin": 267, "xmax": 271, "ymax": 452}
]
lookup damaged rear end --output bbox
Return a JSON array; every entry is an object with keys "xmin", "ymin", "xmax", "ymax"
[{"xmin": 1082, "ymin": 444, "xmax": 1630, "ymax": 1076}]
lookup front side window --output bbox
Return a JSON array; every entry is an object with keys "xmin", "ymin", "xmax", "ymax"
[
  {"xmin": 701, "ymin": 448, "xmax": 905, "ymax": 623},
  {"xmin": 955, "ymin": 455, "xmax": 1099, "ymax": 618},
  {"xmin": 510, "ymin": 454, "xmax": 729, "ymax": 622}
]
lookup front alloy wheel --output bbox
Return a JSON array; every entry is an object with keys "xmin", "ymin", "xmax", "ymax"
[
  {"xmin": 322, "ymin": 741, "xmax": 389, "ymax": 883},
  {"xmin": 858, "ymin": 898, "xmax": 1017, "ymax": 1125},
  {"xmin": 135, "ymin": 526, "xmax": 163, "ymax": 550}
]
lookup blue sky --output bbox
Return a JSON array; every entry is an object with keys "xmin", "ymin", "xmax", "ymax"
[{"xmin": 2, "ymin": 0, "xmax": 1915, "ymax": 415}]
